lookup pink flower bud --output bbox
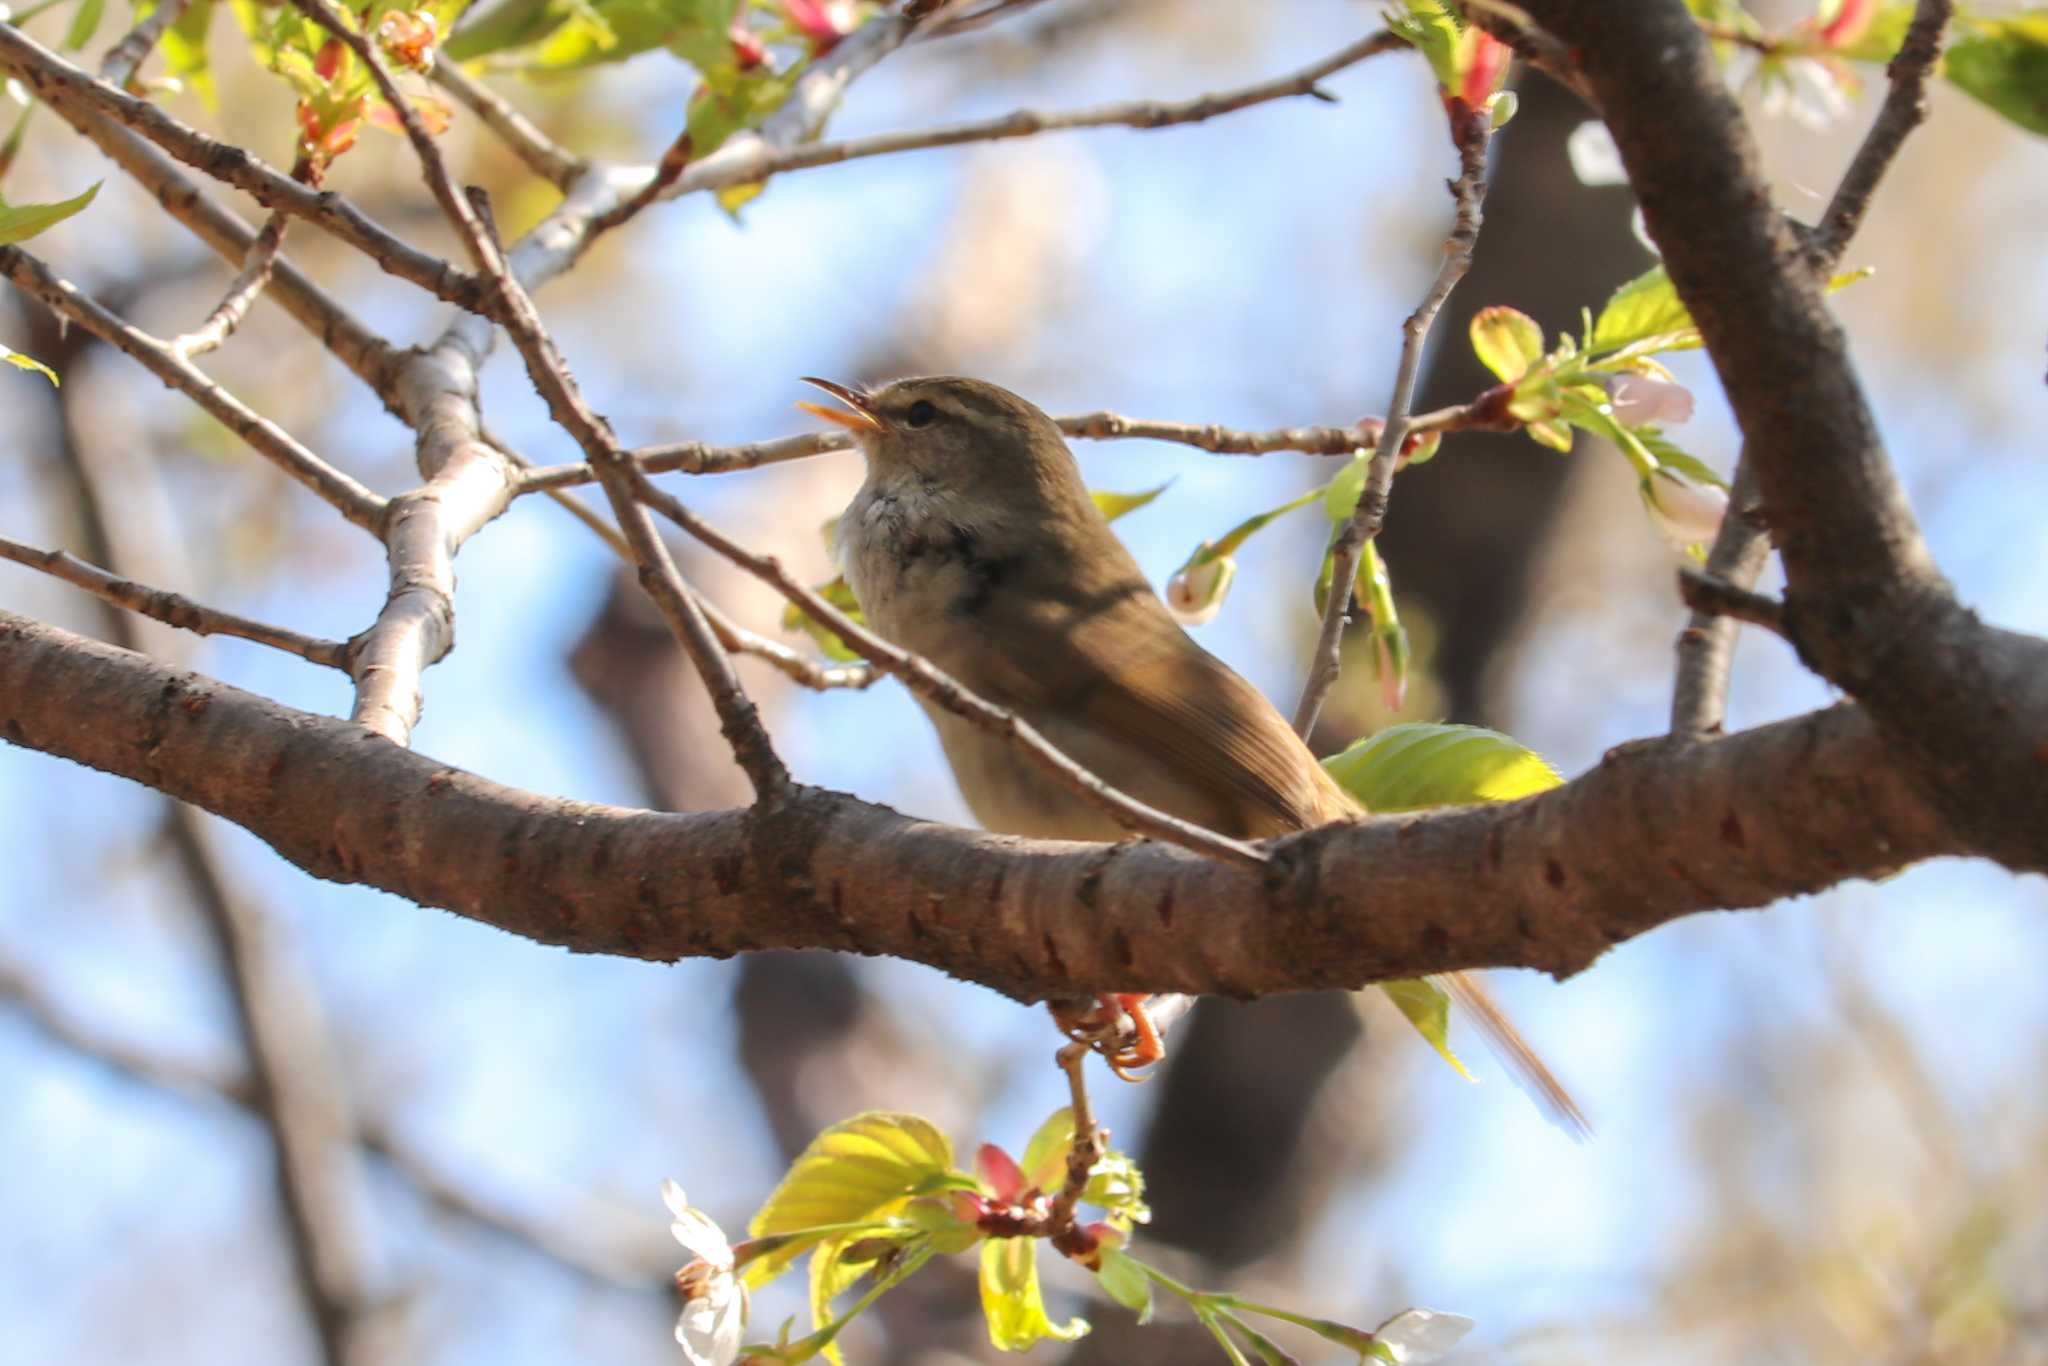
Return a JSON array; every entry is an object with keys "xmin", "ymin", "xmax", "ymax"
[
  {"xmin": 975, "ymin": 1143, "xmax": 1025, "ymax": 1203},
  {"xmin": 1165, "ymin": 554, "xmax": 1237, "ymax": 626},
  {"xmin": 1608, "ymin": 374, "xmax": 1694, "ymax": 427},
  {"xmin": 1642, "ymin": 469, "xmax": 1728, "ymax": 550}
]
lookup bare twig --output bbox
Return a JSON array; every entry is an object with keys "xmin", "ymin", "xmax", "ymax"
[
  {"xmin": 24, "ymin": 87, "xmax": 398, "ymax": 393},
  {"xmin": 0, "ymin": 535, "xmax": 350, "ymax": 667},
  {"xmin": 0, "ymin": 956, "xmax": 669, "ymax": 1290},
  {"xmin": 431, "ymin": 166, "xmax": 790, "ymax": 795},
  {"xmin": 0, "ymin": 24, "xmax": 492, "ymax": 314},
  {"xmin": 517, "ymin": 402, "xmax": 1492, "ymax": 492},
  {"xmin": 1809, "ymin": 0, "xmax": 1954, "ymax": 268},
  {"xmin": 590, "ymin": 125, "xmax": 690, "ymax": 234},
  {"xmin": 97, "ymin": 0, "xmax": 191, "ymax": 87},
  {"xmin": 430, "ymin": 58, "xmax": 580, "ymax": 190},
  {"xmin": 1676, "ymin": 564, "xmax": 1788, "ymax": 637},
  {"xmin": 43, "ymin": 380, "xmax": 382, "ymax": 1366},
  {"xmin": 1044, "ymin": 1042, "xmax": 1105, "ymax": 1248},
  {"xmin": 654, "ymin": 30, "xmax": 1403, "ymax": 198},
  {"xmin": 172, "ymin": 210, "xmax": 289, "ymax": 356},
  {"xmin": 498, "ymin": 440, "xmax": 880, "ymax": 691},
  {"xmin": 633, "ymin": 473, "xmax": 1266, "ymax": 867},
  {"xmin": 1669, "ymin": 459, "xmax": 1773, "ymax": 736},
  {"xmin": 1294, "ymin": 100, "xmax": 1492, "ymax": 736},
  {"xmin": 0, "ymin": 246, "xmax": 389, "ymax": 532}
]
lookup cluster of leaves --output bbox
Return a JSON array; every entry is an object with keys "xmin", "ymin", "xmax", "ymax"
[
  {"xmin": 703, "ymin": 1108, "xmax": 1472, "ymax": 1364},
  {"xmin": 1693, "ymin": 0, "xmax": 2048, "ymax": 135},
  {"xmin": 230, "ymin": 0, "xmax": 466, "ymax": 171}
]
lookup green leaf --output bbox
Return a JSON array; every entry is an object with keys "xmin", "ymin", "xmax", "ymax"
[
  {"xmin": 1322, "ymin": 451, "xmax": 1369, "ymax": 524},
  {"xmin": 1525, "ymin": 418, "xmax": 1573, "ymax": 452},
  {"xmin": 979, "ymin": 1237, "xmax": 1089, "ymax": 1351},
  {"xmin": 1636, "ymin": 428, "xmax": 1728, "ymax": 490},
  {"xmin": 443, "ymin": 0, "xmax": 572, "ymax": 60},
  {"xmin": 63, "ymin": 0, "xmax": 108, "ymax": 51},
  {"xmin": 687, "ymin": 60, "xmax": 803, "ymax": 159},
  {"xmin": 1094, "ymin": 1249, "xmax": 1153, "ymax": 1321},
  {"xmin": 1945, "ymin": 19, "xmax": 2048, "ymax": 137},
  {"xmin": 1091, "ymin": 482, "xmax": 1170, "ymax": 524},
  {"xmin": 1380, "ymin": 978, "xmax": 1474, "ymax": 1081},
  {"xmin": 1081, "ymin": 1148, "xmax": 1150, "ymax": 1232},
  {"xmin": 1588, "ymin": 264, "xmax": 1693, "ymax": 355},
  {"xmin": 1831, "ymin": 2, "xmax": 1917, "ymax": 63},
  {"xmin": 1017, "ymin": 1107, "xmax": 1075, "ymax": 1193},
  {"xmin": 0, "ymin": 181, "xmax": 100, "ymax": 245},
  {"xmin": 1386, "ymin": 0, "xmax": 1464, "ymax": 92},
  {"xmin": 1321, "ymin": 721, "xmax": 1563, "ymax": 813},
  {"xmin": 4, "ymin": 343, "xmax": 60, "ymax": 385},
  {"xmin": 747, "ymin": 1112, "xmax": 964, "ymax": 1288},
  {"xmin": 1469, "ymin": 305, "xmax": 1545, "ymax": 382},
  {"xmin": 162, "ymin": 0, "xmax": 220, "ymax": 109},
  {"xmin": 781, "ymin": 574, "xmax": 865, "ymax": 662},
  {"xmin": 1220, "ymin": 1313, "xmax": 1299, "ymax": 1366}
]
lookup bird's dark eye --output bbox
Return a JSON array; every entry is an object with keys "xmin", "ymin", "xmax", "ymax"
[{"xmin": 904, "ymin": 399, "xmax": 937, "ymax": 428}]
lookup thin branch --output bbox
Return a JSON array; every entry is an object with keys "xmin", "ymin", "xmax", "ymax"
[
  {"xmin": 430, "ymin": 165, "xmax": 790, "ymax": 796},
  {"xmin": 654, "ymin": 30, "xmax": 1404, "ymax": 198},
  {"xmin": 173, "ymin": 182, "xmax": 296, "ymax": 358},
  {"xmin": 97, "ymin": 0, "xmax": 190, "ymax": 88},
  {"xmin": 1294, "ymin": 100, "xmax": 1492, "ymax": 736},
  {"xmin": 24, "ymin": 82, "xmax": 399, "ymax": 394},
  {"xmin": 1043, "ymin": 1042, "xmax": 1105, "ymax": 1252},
  {"xmin": 44, "ymin": 388, "xmax": 380, "ymax": 1366},
  {"xmin": 1676, "ymin": 564, "xmax": 1788, "ymax": 637},
  {"xmin": 1808, "ymin": 0, "xmax": 1954, "ymax": 268},
  {"xmin": 1669, "ymin": 459, "xmax": 1772, "ymax": 736},
  {"xmin": 590, "ymin": 124, "xmax": 690, "ymax": 234},
  {"xmin": 0, "ymin": 957, "xmax": 668, "ymax": 1291},
  {"xmin": 429, "ymin": 58, "xmax": 580, "ymax": 191},
  {"xmin": 518, "ymin": 403, "xmax": 1492, "ymax": 492},
  {"xmin": 0, "ymin": 246, "xmax": 389, "ymax": 532},
  {"xmin": 497, "ymin": 439, "xmax": 879, "ymax": 691},
  {"xmin": 0, "ymin": 23, "xmax": 492, "ymax": 314},
  {"xmin": 0, "ymin": 535, "xmax": 350, "ymax": 668},
  {"xmin": 633, "ymin": 472, "xmax": 1267, "ymax": 868}
]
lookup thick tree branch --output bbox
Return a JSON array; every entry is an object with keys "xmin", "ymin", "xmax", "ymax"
[
  {"xmin": 1518, "ymin": 0, "xmax": 2048, "ymax": 869},
  {"xmin": 0, "ymin": 610, "xmax": 1980, "ymax": 1006}
]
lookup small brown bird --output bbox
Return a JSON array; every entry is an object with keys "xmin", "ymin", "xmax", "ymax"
[{"xmin": 800, "ymin": 374, "xmax": 1584, "ymax": 1133}]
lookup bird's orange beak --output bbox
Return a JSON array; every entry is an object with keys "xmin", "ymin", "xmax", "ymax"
[{"xmin": 796, "ymin": 376, "xmax": 883, "ymax": 432}]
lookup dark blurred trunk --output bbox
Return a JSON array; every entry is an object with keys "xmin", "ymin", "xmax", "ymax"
[{"xmin": 1065, "ymin": 69, "xmax": 1633, "ymax": 1363}]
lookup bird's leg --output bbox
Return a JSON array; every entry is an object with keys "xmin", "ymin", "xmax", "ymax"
[{"xmin": 1049, "ymin": 993, "xmax": 1163, "ymax": 1081}]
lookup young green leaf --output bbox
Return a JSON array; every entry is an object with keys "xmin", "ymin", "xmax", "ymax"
[
  {"xmin": 746, "ymin": 1112, "xmax": 966, "ymax": 1288},
  {"xmin": 1017, "ymin": 1106, "xmax": 1076, "ymax": 1193},
  {"xmin": 1379, "ymin": 978, "xmax": 1474, "ymax": 1081},
  {"xmin": 979, "ymin": 1236, "xmax": 1089, "ymax": 1350},
  {"xmin": 1469, "ymin": 305, "xmax": 1545, "ymax": 382},
  {"xmin": 0, "ymin": 181, "xmax": 100, "ymax": 245},
  {"xmin": 4, "ymin": 342, "xmax": 60, "ymax": 386},
  {"xmin": 63, "ymin": 0, "xmax": 108, "ymax": 52},
  {"xmin": 163, "ymin": 0, "xmax": 221, "ymax": 110},
  {"xmin": 1094, "ymin": 1248, "xmax": 1154, "ymax": 1321},
  {"xmin": 1587, "ymin": 264, "xmax": 1693, "ymax": 355},
  {"xmin": 1320, "ymin": 721, "xmax": 1563, "ymax": 813},
  {"xmin": 1945, "ymin": 18, "xmax": 2048, "ymax": 136},
  {"xmin": 1091, "ymin": 481, "xmax": 1171, "ymax": 524},
  {"xmin": 781, "ymin": 574, "xmax": 865, "ymax": 662},
  {"xmin": 1386, "ymin": 0, "xmax": 1464, "ymax": 93}
]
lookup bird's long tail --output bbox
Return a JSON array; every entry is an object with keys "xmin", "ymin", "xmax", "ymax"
[{"xmin": 1437, "ymin": 970, "xmax": 1591, "ymax": 1140}]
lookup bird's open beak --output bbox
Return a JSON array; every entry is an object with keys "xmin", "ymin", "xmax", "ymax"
[{"xmin": 796, "ymin": 377, "xmax": 884, "ymax": 432}]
